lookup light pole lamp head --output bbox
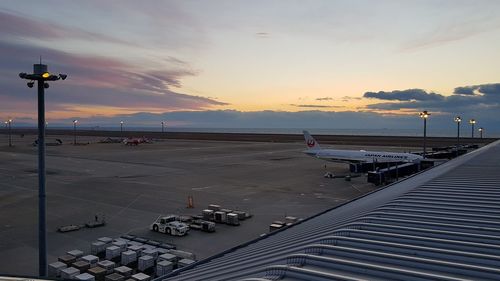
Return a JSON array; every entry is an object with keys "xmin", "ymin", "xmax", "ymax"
[
  {"xmin": 419, "ymin": 111, "xmax": 430, "ymax": 119},
  {"xmin": 73, "ymin": 119, "xmax": 78, "ymax": 124},
  {"xmin": 454, "ymin": 116, "xmax": 461, "ymax": 123},
  {"xmin": 8, "ymin": 119, "xmax": 12, "ymax": 123},
  {"xmin": 479, "ymin": 127, "xmax": 483, "ymax": 132},
  {"xmin": 34, "ymin": 64, "xmax": 48, "ymax": 75},
  {"xmin": 120, "ymin": 121, "xmax": 124, "ymax": 124},
  {"xmin": 469, "ymin": 119, "xmax": 476, "ymax": 125}
]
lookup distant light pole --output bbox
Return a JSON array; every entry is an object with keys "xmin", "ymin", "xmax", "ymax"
[
  {"xmin": 19, "ymin": 62, "xmax": 67, "ymax": 277},
  {"xmin": 7, "ymin": 119, "xmax": 12, "ymax": 147},
  {"xmin": 120, "ymin": 121, "xmax": 124, "ymax": 134},
  {"xmin": 73, "ymin": 120, "xmax": 78, "ymax": 145},
  {"xmin": 454, "ymin": 116, "xmax": 461, "ymax": 153},
  {"xmin": 469, "ymin": 119, "xmax": 476, "ymax": 138},
  {"xmin": 479, "ymin": 127, "xmax": 484, "ymax": 139},
  {"xmin": 419, "ymin": 111, "xmax": 430, "ymax": 158},
  {"xmin": 161, "ymin": 121, "xmax": 165, "ymax": 133}
]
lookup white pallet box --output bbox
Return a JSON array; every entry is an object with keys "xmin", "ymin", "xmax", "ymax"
[
  {"xmin": 131, "ymin": 272, "xmax": 150, "ymax": 281},
  {"xmin": 98, "ymin": 260, "xmax": 116, "ymax": 274},
  {"xmin": 112, "ymin": 240, "xmax": 127, "ymax": 252},
  {"xmin": 91, "ymin": 241, "xmax": 107, "ymax": 256},
  {"xmin": 48, "ymin": 261, "xmax": 67, "ymax": 278},
  {"xmin": 137, "ymin": 255, "xmax": 154, "ymax": 272},
  {"xmin": 67, "ymin": 249, "xmax": 85, "ymax": 258},
  {"xmin": 98, "ymin": 237, "xmax": 113, "ymax": 245},
  {"xmin": 60, "ymin": 267, "xmax": 80, "ymax": 280},
  {"xmin": 178, "ymin": 258, "xmax": 195, "ymax": 268},
  {"xmin": 140, "ymin": 249, "xmax": 158, "ymax": 259},
  {"xmin": 157, "ymin": 253, "xmax": 177, "ymax": 263},
  {"xmin": 155, "ymin": 260, "xmax": 173, "ymax": 277},
  {"xmin": 105, "ymin": 245, "xmax": 121, "ymax": 260},
  {"xmin": 79, "ymin": 255, "xmax": 99, "ymax": 268},
  {"xmin": 120, "ymin": 250, "xmax": 137, "ymax": 266},
  {"xmin": 113, "ymin": 265, "xmax": 133, "ymax": 277},
  {"xmin": 75, "ymin": 272, "xmax": 96, "ymax": 281},
  {"xmin": 127, "ymin": 245, "xmax": 143, "ymax": 255}
]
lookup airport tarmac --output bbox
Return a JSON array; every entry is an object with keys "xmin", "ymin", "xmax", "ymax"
[{"xmin": 0, "ymin": 134, "xmax": 419, "ymax": 276}]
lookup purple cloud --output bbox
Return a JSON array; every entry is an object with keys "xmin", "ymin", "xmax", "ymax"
[
  {"xmin": 0, "ymin": 9, "xmax": 131, "ymax": 45},
  {"xmin": 0, "ymin": 40, "xmax": 226, "ymax": 116}
]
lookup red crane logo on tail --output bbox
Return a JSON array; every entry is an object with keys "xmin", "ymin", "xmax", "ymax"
[{"xmin": 307, "ymin": 139, "xmax": 315, "ymax": 148}]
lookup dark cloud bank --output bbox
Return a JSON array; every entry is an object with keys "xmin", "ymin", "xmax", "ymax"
[{"xmin": 363, "ymin": 85, "xmax": 500, "ymax": 114}]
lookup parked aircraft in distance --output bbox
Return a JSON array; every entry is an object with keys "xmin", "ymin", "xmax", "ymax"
[
  {"xmin": 123, "ymin": 137, "xmax": 150, "ymax": 146},
  {"xmin": 303, "ymin": 130, "xmax": 423, "ymax": 164}
]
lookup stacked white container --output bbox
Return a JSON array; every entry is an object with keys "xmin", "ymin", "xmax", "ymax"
[
  {"xmin": 137, "ymin": 255, "xmax": 154, "ymax": 271},
  {"xmin": 178, "ymin": 258, "xmax": 195, "ymax": 268},
  {"xmin": 120, "ymin": 250, "xmax": 137, "ymax": 266},
  {"xmin": 131, "ymin": 272, "xmax": 150, "ymax": 281},
  {"xmin": 112, "ymin": 240, "xmax": 127, "ymax": 252},
  {"xmin": 105, "ymin": 245, "xmax": 121, "ymax": 260},
  {"xmin": 97, "ymin": 260, "xmax": 115, "ymax": 274},
  {"xmin": 48, "ymin": 261, "xmax": 67, "ymax": 278},
  {"xmin": 75, "ymin": 272, "xmax": 96, "ymax": 281},
  {"xmin": 127, "ymin": 245, "xmax": 143, "ymax": 255},
  {"xmin": 91, "ymin": 241, "xmax": 107, "ymax": 256},
  {"xmin": 60, "ymin": 267, "xmax": 80, "ymax": 279},
  {"xmin": 141, "ymin": 249, "xmax": 158, "ymax": 259},
  {"xmin": 98, "ymin": 237, "xmax": 113, "ymax": 245},
  {"xmin": 155, "ymin": 260, "xmax": 173, "ymax": 276},
  {"xmin": 67, "ymin": 249, "xmax": 85, "ymax": 258},
  {"xmin": 114, "ymin": 265, "xmax": 133, "ymax": 277},
  {"xmin": 79, "ymin": 255, "xmax": 99, "ymax": 268},
  {"xmin": 158, "ymin": 253, "xmax": 176, "ymax": 263}
]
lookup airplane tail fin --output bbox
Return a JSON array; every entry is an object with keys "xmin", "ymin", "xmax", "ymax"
[{"xmin": 303, "ymin": 130, "xmax": 321, "ymax": 150}]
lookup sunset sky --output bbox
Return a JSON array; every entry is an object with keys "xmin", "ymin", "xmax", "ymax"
[{"xmin": 1, "ymin": 1, "xmax": 500, "ymax": 133}]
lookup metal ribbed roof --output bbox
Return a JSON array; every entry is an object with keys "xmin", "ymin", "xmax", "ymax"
[{"xmin": 161, "ymin": 140, "xmax": 500, "ymax": 281}]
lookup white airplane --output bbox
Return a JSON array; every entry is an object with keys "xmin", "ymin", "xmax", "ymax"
[{"xmin": 303, "ymin": 130, "xmax": 423, "ymax": 164}]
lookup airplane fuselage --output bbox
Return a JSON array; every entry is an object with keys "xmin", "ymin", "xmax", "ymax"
[{"xmin": 304, "ymin": 148, "xmax": 422, "ymax": 164}]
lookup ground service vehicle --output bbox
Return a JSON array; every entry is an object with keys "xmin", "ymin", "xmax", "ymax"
[{"xmin": 150, "ymin": 215, "xmax": 189, "ymax": 236}]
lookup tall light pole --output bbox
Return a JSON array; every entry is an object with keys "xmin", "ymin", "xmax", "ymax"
[
  {"xmin": 73, "ymin": 120, "xmax": 78, "ymax": 145},
  {"xmin": 469, "ymin": 119, "xmax": 476, "ymax": 138},
  {"xmin": 419, "ymin": 111, "xmax": 430, "ymax": 158},
  {"xmin": 120, "ymin": 121, "xmax": 124, "ymax": 134},
  {"xmin": 479, "ymin": 127, "xmax": 484, "ymax": 139},
  {"xmin": 161, "ymin": 121, "xmax": 165, "ymax": 133},
  {"xmin": 7, "ymin": 119, "xmax": 12, "ymax": 147},
  {"xmin": 454, "ymin": 116, "xmax": 461, "ymax": 155},
  {"xmin": 19, "ymin": 63, "xmax": 67, "ymax": 277}
]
